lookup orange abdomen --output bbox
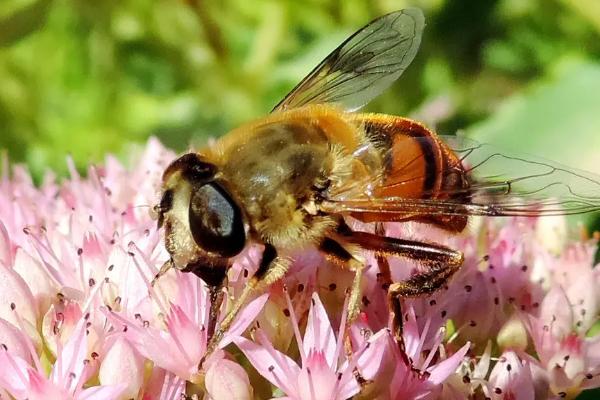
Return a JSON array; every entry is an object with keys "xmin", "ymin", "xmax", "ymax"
[{"xmin": 351, "ymin": 114, "xmax": 470, "ymax": 232}]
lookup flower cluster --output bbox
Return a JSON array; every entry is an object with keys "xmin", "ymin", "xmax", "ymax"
[{"xmin": 0, "ymin": 139, "xmax": 599, "ymax": 399}]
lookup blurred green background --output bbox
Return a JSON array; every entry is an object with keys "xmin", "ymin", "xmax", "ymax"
[{"xmin": 2, "ymin": 0, "xmax": 600, "ymax": 179}]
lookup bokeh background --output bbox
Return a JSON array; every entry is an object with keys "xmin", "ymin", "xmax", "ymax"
[
  {"xmin": 5, "ymin": 0, "xmax": 600, "ymax": 227},
  {"xmin": 1, "ymin": 0, "xmax": 600, "ymax": 398},
  {"xmin": 2, "ymin": 0, "xmax": 600, "ymax": 175}
]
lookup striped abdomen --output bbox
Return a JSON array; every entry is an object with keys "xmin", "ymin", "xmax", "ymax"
[{"xmin": 351, "ymin": 114, "xmax": 470, "ymax": 232}]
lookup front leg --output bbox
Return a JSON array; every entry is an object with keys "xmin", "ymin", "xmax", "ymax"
[
  {"xmin": 199, "ymin": 244, "xmax": 290, "ymax": 369},
  {"xmin": 180, "ymin": 260, "xmax": 229, "ymax": 341},
  {"xmin": 152, "ymin": 258, "xmax": 229, "ymax": 340}
]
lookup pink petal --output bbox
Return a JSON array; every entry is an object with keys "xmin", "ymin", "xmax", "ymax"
[
  {"xmin": 172, "ymin": 272, "xmax": 210, "ymax": 326},
  {"xmin": 354, "ymin": 329, "xmax": 389, "ymax": 380},
  {"xmin": 302, "ymin": 293, "xmax": 337, "ymax": 367},
  {"xmin": 27, "ymin": 369, "xmax": 69, "ymax": 400},
  {"xmin": 540, "ymin": 286, "xmax": 573, "ymax": 339},
  {"xmin": 0, "ymin": 351, "xmax": 31, "ymax": 398},
  {"xmin": 50, "ymin": 318, "xmax": 89, "ymax": 394},
  {"xmin": 297, "ymin": 351, "xmax": 354, "ymax": 400},
  {"xmin": 559, "ymin": 334, "xmax": 585, "ymax": 380},
  {"xmin": 0, "ymin": 318, "xmax": 34, "ymax": 364},
  {"xmin": 164, "ymin": 305, "xmax": 206, "ymax": 364},
  {"xmin": 205, "ymin": 358, "xmax": 253, "ymax": 400},
  {"xmin": 489, "ymin": 351, "xmax": 535, "ymax": 400},
  {"xmin": 427, "ymin": 342, "xmax": 470, "ymax": 385},
  {"xmin": 41, "ymin": 301, "xmax": 83, "ymax": 357},
  {"xmin": 335, "ymin": 375, "xmax": 361, "ymax": 400},
  {"xmin": 234, "ymin": 335, "xmax": 300, "ymax": 396},
  {"xmin": 0, "ymin": 352, "xmax": 67, "ymax": 400},
  {"xmin": 157, "ymin": 372, "xmax": 186, "ymax": 400},
  {"xmin": 140, "ymin": 367, "xmax": 166, "ymax": 399},
  {"xmin": 222, "ymin": 293, "xmax": 269, "ymax": 347},
  {"xmin": 402, "ymin": 307, "xmax": 425, "ymax": 359},
  {"xmin": 548, "ymin": 364, "xmax": 578, "ymax": 396},
  {"xmin": 107, "ymin": 309, "xmax": 200, "ymax": 379},
  {"xmin": 305, "ymin": 346, "xmax": 360, "ymax": 398},
  {"xmin": 565, "ymin": 270, "xmax": 598, "ymax": 333},
  {"xmin": 0, "ymin": 220, "xmax": 13, "ymax": 267},
  {"xmin": 12, "ymin": 248, "xmax": 57, "ymax": 316},
  {"xmin": 0, "ymin": 265, "xmax": 37, "ymax": 328}
]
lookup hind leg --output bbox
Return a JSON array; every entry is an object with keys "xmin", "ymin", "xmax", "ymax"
[{"xmin": 337, "ymin": 228, "xmax": 463, "ymax": 351}]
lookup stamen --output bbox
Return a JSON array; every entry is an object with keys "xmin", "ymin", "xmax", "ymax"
[
  {"xmin": 284, "ymin": 290, "xmax": 307, "ymax": 363},
  {"xmin": 254, "ymin": 329, "xmax": 295, "ymax": 390},
  {"xmin": 1, "ymin": 343, "xmax": 29, "ymax": 386},
  {"xmin": 159, "ymin": 372, "xmax": 173, "ymax": 398},
  {"xmin": 422, "ymin": 323, "xmax": 443, "ymax": 372},
  {"xmin": 307, "ymin": 367, "xmax": 317, "ymax": 400},
  {"xmin": 269, "ymin": 363, "xmax": 296, "ymax": 397},
  {"xmin": 415, "ymin": 315, "xmax": 432, "ymax": 367},
  {"xmin": 24, "ymin": 229, "xmax": 64, "ymax": 287},
  {"xmin": 63, "ymin": 320, "xmax": 87, "ymax": 386},
  {"xmin": 77, "ymin": 248, "xmax": 86, "ymax": 295},
  {"xmin": 333, "ymin": 292, "xmax": 350, "ymax": 368},
  {"xmin": 128, "ymin": 245, "xmax": 168, "ymax": 315},
  {"xmin": 11, "ymin": 304, "xmax": 43, "ymax": 374}
]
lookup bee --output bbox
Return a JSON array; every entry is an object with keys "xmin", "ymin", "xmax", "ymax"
[{"xmin": 153, "ymin": 8, "xmax": 600, "ymax": 358}]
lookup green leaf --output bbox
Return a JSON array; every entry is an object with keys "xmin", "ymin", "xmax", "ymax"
[
  {"xmin": 468, "ymin": 60, "xmax": 600, "ymax": 176},
  {"xmin": 0, "ymin": 0, "xmax": 53, "ymax": 47}
]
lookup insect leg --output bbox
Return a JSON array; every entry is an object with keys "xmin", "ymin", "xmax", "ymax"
[
  {"xmin": 386, "ymin": 247, "xmax": 461, "ymax": 357},
  {"xmin": 374, "ymin": 223, "xmax": 393, "ymax": 291},
  {"xmin": 151, "ymin": 258, "xmax": 226, "ymax": 340},
  {"xmin": 206, "ymin": 279, "xmax": 226, "ymax": 341},
  {"xmin": 179, "ymin": 260, "xmax": 229, "ymax": 342},
  {"xmin": 319, "ymin": 237, "xmax": 369, "ymax": 386},
  {"xmin": 319, "ymin": 237, "xmax": 365, "ymax": 324},
  {"xmin": 150, "ymin": 258, "xmax": 174, "ymax": 287},
  {"xmin": 200, "ymin": 244, "xmax": 290, "ymax": 369},
  {"xmin": 339, "ymin": 229, "xmax": 463, "ymax": 350}
]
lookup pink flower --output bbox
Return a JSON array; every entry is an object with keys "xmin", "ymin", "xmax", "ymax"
[
  {"xmin": 0, "ymin": 316, "xmax": 127, "ymax": 400},
  {"xmin": 487, "ymin": 351, "xmax": 536, "ymax": 400},
  {"xmin": 371, "ymin": 308, "xmax": 470, "ymax": 399},
  {"xmin": 404, "ymin": 218, "xmax": 546, "ymax": 349},
  {"xmin": 104, "ymin": 271, "xmax": 268, "ymax": 382},
  {"xmin": 1, "ymin": 138, "xmax": 600, "ymax": 398},
  {"xmin": 526, "ymin": 285, "xmax": 600, "ymax": 398},
  {"xmin": 234, "ymin": 292, "xmax": 386, "ymax": 400}
]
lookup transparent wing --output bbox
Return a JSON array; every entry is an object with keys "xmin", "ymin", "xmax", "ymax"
[
  {"xmin": 322, "ymin": 135, "xmax": 600, "ymax": 217},
  {"xmin": 272, "ymin": 8, "xmax": 424, "ymax": 112}
]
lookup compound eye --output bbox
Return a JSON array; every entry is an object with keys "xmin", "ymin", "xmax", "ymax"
[{"xmin": 188, "ymin": 182, "xmax": 246, "ymax": 257}]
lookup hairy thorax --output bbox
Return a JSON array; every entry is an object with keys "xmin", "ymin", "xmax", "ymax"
[{"xmin": 217, "ymin": 121, "xmax": 337, "ymax": 247}]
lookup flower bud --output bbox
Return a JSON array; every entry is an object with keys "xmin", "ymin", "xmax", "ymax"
[
  {"xmin": 99, "ymin": 336, "xmax": 145, "ymax": 399},
  {"xmin": 497, "ymin": 315, "xmax": 528, "ymax": 352},
  {"xmin": 205, "ymin": 358, "xmax": 253, "ymax": 400}
]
